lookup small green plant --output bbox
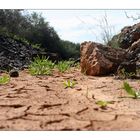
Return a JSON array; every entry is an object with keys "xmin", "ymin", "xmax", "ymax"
[
  {"xmin": 29, "ymin": 56, "xmax": 55, "ymax": 76},
  {"xmin": 123, "ymin": 81, "xmax": 140, "ymax": 99},
  {"xmin": 13, "ymin": 35, "xmax": 30, "ymax": 45},
  {"xmin": 32, "ymin": 44, "xmax": 41, "ymax": 49},
  {"xmin": 96, "ymin": 100, "xmax": 108, "ymax": 109},
  {"xmin": 96, "ymin": 100, "xmax": 114, "ymax": 109},
  {"xmin": 57, "ymin": 61, "xmax": 71, "ymax": 73},
  {"xmin": 63, "ymin": 80, "xmax": 76, "ymax": 88},
  {"xmin": 0, "ymin": 75, "xmax": 10, "ymax": 85}
]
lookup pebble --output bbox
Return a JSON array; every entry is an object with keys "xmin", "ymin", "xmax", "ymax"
[{"xmin": 9, "ymin": 69, "xmax": 19, "ymax": 77}]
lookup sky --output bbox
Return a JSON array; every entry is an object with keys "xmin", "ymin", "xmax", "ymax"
[{"xmin": 28, "ymin": 10, "xmax": 140, "ymax": 44}]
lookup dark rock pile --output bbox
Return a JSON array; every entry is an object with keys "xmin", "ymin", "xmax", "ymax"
[
  {"xmin": 110, "ymin": 22, "xmax": 140, "ymax": 76},
  {"xmin": 0, "ymin": 35, "xmax": 34, "ymax": 70},
  {"xmin": 108, "ymin": 23, "xmax": 140, "ymax": 49},
  {"xmin": 0, "ymin": 35, "xmax": 61, "ymax": 71}
]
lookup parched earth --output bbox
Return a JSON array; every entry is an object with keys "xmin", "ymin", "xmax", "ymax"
[{"xmin": 1, "ymin": 68, "xmax": 140, "ymax": 130}]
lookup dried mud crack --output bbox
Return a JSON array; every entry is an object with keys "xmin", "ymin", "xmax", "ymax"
[{"xmin": 1, "ymin": 69, "xmax": 140, "ymax": 130}]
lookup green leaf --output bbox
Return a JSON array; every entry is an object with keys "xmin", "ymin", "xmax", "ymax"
[
  {"xmin": 0, "ymin": 75, "xmax": 10, "ymax": 85},
  {"xmin": 96, "ymin": 100, "xmax": 108, "ymax": 107},
  {"xmin": 63, "ymin": 80, "xmax": 76, "ymax": 88},
  {"xmin": 123, "ymin": 81, "xmax": 136, "ymax": 97},
  {"xmin": 135, "ymin": 91, "xmax": 140, "ymax": 98}
]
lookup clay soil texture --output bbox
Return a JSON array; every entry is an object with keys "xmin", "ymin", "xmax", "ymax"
[{"xmin": 1, "ymin": 68, "xmax": 140, "ymax": 130}]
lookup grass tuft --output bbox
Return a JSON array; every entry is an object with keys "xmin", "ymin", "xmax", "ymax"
[
  {"xmin": 29, "ymin": 56, "xmax": 55, "ymax": 76},
  {"xmin": 29, "ymin": 56, "xmax": 79, "ymax": 76},
  {"xmin": 0, "ymin": 75, "xmax": 10, "ymax": 85},
  {"xmin": 63, "ymin": 79, "xmax": 76, "ymax": 88},
  {"xmin": 56, "ymin": 61, "xmax": 71, "ymax": 73}
]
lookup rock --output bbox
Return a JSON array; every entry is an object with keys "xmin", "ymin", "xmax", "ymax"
[
  {"xmin": 116, "ymin": 61, "xmax": 140, "ymax": 79},
  {"xmin": 104, "ymin": 22, "xmax": 140, "ymax": 78},
  {"xmin": 80, "ymin": 22, "xmax": 140, "ymax": 77},
  {"xmin": 80, "ymin": 41, "xmax": 127, "ymax": 76},
  {"xmin": 124, "ymin": 41, "xmax": 140, "ymax": 66},
  {"xmin": 117, "ymin": 61, "xmax": 136, "ymax": 74},
  {"xmin": 9, "ymin": 69, "xmax": 19, "ymax": 77},
  {"xmin": 109, "ymin": 22, "xmax": 140, "ymax": 49},
  {"xmin": 0, "ymin": 34, "xmax": 62, "ymax": 71},
  {"xmin": 136, "ymin": 61, "xmax": 140, "ymax": 69},
  {"xmin": 0, "ymin": 35, "xmax": 33, "ymax": 70},
  {"xmin": 129, "ymin": 38, "xmax": 140, "ymax": 52}
]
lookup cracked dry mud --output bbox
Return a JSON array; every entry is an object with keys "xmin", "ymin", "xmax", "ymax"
[{"xmin": 1, "ymin": 68, "xmax": 140, "ymax": 130}]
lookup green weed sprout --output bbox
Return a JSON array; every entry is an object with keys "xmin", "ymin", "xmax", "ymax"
[
  {"xmin": 29, "ymin": 56, "xmax": 55, "ymax": 76},
  {"xmin": 63, "ymin": 80, "xmax": 76, "ymax": 88},
  {"xmin": 57, "ymin": 61, "xmax": 71, "ymax": 73},
  {"xmin": 96, "ymin": 100, "xmax": 113, "ymax": 109},
  {"xmin": 0, "ymin": 75, "xmax": 10, "ymax": 85},
  {"xmin": 123, "ymin": 81, "xmax": 140, "ymax": 99},
  {"xmin": 32, "ymin": 44, "xmax": 41, "ymax": 49}
]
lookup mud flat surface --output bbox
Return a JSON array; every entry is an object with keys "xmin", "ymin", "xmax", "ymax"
[{"xmin": 1, "ymin": 68, "xmax": 140, "ymax": 130}]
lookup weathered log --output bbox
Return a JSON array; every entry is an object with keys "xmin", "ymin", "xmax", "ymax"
[{"xmin": 80, "ymin": 41, "xmax": 128, "ymax": 76}]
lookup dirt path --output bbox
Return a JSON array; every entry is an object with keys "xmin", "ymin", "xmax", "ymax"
[{"xmin": 0, "ymin": 68, "xmax": 140, "ymax": 130}]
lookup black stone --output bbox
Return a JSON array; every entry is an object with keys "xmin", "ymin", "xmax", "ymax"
[
  {"xmin": 117, "ymin": 62, "xmax": 136, "ymax": 73},
  {"xmin": 9, "ymin": 69, "xmax": 19, "ymax": 77}
]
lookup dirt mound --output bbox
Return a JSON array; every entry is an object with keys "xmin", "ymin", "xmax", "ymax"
[{"xmin": 0, "ymin": 68, "xmax": 140, "ymax": 130}]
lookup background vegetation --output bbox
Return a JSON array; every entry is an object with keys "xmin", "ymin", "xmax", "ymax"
[{"xmin": 0, "ymin": 10, "xmax": 80, "ymax": 60}]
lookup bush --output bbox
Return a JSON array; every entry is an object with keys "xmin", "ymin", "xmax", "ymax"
[
  {"xmin": 0, "ymin": 10, "xmax": 81, "ymax": 60},
  {"xmin": 60, "ymin": 40, "xmax": 80, "ymax": 60}
]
